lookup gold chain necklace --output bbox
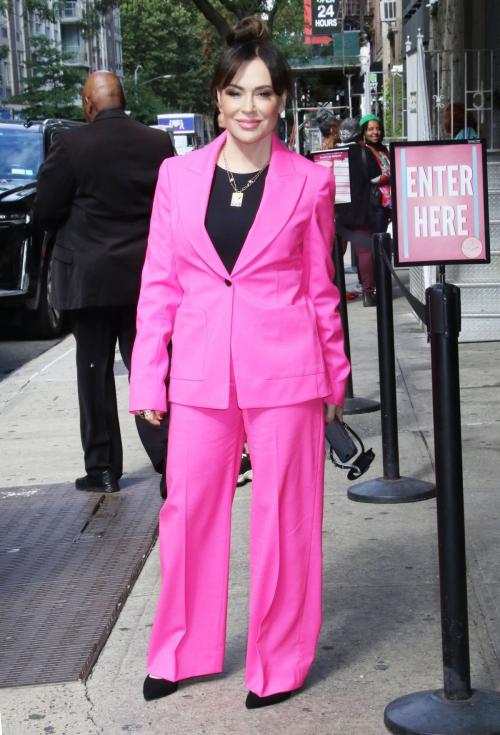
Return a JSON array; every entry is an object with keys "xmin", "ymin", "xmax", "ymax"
[{"xmin": 222, "ymin": 145, "xmax": 270, "ymax": 207}]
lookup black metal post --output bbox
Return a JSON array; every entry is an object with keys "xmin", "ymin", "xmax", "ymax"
[
  {"xmin": 332, "ymin": 234, "xmax": 380, "ymax": 415},
  {"xmin": 348, "ymin": 233, "xmax": 435, "ymax": 503},
  {"xmin": 384, "ymin": 282, "xmax": 500, "ymax": 735},
  {"xmin": 374, "ymin": 231, "xmax": 399, "ymax": 479}
]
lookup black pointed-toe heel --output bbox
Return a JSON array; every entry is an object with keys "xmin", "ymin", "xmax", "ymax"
[
  {"xmin": 245, "ymin": 690, "xmax": 292, "ymax": 709},
  {"xmin": 143, "ymin": 675, "xmax": 178, "ymax": 701}
]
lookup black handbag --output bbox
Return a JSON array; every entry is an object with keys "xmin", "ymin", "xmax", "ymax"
[
  {"xmin": 325, "ymin": 417, "xmax": 375, "ymax": 481},
  {"xmin": 361, "ymin": 145, "xmax": 382, "ymax": 210}
]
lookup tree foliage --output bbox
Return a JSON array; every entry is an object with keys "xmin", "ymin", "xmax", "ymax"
[
  {"xmin": 189, "ymin": 0, "xmax": 287, "ymax": 39},
  {"xmin": 120, "ymin": 0, "xmax": 220, "ymax": 117},
  {"xmin": 10, "ymin": 35, "xmax": 85, "ymax": 119}
]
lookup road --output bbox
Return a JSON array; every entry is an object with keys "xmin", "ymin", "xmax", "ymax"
[{"xmin": 0, "ymin": 327, "xmax": 66, "ymax": 383}]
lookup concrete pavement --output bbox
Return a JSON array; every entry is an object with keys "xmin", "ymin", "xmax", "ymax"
[{"xmin": 1, "ymin": 269, "xmax": 499, "ymax": 735}]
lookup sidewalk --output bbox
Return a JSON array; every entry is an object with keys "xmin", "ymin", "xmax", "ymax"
[{"xmin": 1, "ymin": 271, "xmax": 500, "ymax": 735}]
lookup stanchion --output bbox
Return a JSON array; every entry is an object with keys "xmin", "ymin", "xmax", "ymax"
[
  {"xmin": 348, "ymin": 233, "xmax": 435, "ymax": 503},
  {"xmin": 384, "ymin": 278, "xmax": 500, "ymax": 735},
  {"xmin": 332, "ymin": 234, "xmax": 380, "ymax": 415},
  {"xmin": 344, "ymin": 241, "xmax": 358, "ymax": 274}
]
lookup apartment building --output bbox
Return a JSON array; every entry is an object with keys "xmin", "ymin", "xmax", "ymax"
[{"xmin": 0, "ymin": 0, "xmax": 123, "ymax": 108}]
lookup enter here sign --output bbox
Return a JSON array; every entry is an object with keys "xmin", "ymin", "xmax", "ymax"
[{"xmin": 391, "ymin": 140, "xmax": 490, "ymax": 266}]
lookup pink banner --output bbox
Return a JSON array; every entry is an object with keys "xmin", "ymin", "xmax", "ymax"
[
  {"xmin": 392, "ymin": 141, "xmax": 489, "ymax": 266},
  {"xmin": 312, "ymin": 147, "xmax": 350, "ymax": 204}
]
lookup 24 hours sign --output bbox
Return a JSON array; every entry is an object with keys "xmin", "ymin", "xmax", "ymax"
[
  {"xmin": 311, "ymin": 0, "xmax": 341, "ymax": 34},
  {"xmin": 391, "ymin": 140, "xmax": 490, "ymax": 266}
]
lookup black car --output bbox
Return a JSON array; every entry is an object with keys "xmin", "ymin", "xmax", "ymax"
[{"xmin": 0, "ymin": 118, "xmax": 83, "ymax": 337}]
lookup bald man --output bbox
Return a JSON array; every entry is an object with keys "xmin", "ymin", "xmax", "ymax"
[{"xmin": 35, "ymin": 72, "xmax": 174, "ymax": 495}]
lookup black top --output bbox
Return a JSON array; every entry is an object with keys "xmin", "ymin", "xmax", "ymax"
[
  {"xmin": 205, "ymin": 164, "xmax": 268, "ymax": 274},
  {"xmin": 35, "ymin": 108, "xmax": 174, "ymax": 310},
  {"xmin": 335, "ymin": 143, "xmax": 381, "ymax": 229}
]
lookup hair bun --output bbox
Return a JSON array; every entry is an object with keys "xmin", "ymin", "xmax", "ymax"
[{"xmin": 226, "ymin": 16, "xmax": 271, "ymax": 47}]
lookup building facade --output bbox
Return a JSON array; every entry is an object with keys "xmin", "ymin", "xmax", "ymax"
[{"xmin": 0, "ymin": 0, "xmax": 122, "ymax": 109}]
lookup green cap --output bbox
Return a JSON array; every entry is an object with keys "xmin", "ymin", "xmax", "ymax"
[{"xmin": 360, "ymin": 114, "xmax": 381, "ymax": 127}]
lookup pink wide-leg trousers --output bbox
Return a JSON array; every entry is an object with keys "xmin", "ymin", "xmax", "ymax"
[{"xmin": 147, "ymin": 379, "xmax": 325, "ymax": 697}]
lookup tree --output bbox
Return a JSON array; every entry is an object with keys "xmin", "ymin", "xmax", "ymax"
[
  {"xmin": 189, "ymin": 0, "xmax": 287, "ymax": 39},
  {"xmin": 10, "ymin": 35, "xmax": 85, "ymax": 119},
  {"xmin": 122, "ymin": 75, "xmax": 165, "ymax": 125},
  {"xmin": 120, "ymin": 0, "xmax": 220, "ymax": 117}
]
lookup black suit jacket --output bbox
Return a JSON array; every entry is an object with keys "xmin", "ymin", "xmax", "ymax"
[
  {"xmin": 335, "ymin": 143, "xmax": 381, "ymax": 229},
  {"xmin": 35, "ymin": 108, "xmax": 174, "ymax": 310}
]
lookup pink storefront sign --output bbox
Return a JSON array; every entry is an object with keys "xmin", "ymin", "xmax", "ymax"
[
  {"xmin": 391, "ymin": 140, "xmax": 490, "ymax": 266},
  {"xmin": 312, "ymin": 147, "xmax": 351, "ymax": 204}
]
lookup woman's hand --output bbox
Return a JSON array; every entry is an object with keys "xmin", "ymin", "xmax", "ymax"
[
  {"xmin": 324, "ymin": 402, "xmax": 344, "ymax": 424},
  {"xmin": 134, "ymin": 410, "xmax": 164, "ymax": 426}
]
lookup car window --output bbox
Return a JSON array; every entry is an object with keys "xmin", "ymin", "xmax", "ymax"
[{"xmin": 0, "ymin": 128, "xmax": 44, "ymax": 179}]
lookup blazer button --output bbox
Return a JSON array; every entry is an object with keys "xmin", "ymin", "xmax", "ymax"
[{"xmin": 224, "ymin": 279, "xmax": 232, "ymax": 286}]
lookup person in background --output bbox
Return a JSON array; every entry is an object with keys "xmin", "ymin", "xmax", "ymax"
[
  {"xmin": 316, "ymin": 108, "xmax": 341, "ymax": 150},
  {"xmin": 360, "ymin": 114, "xmax": 392, "ymax": 237},
  {"xmin": 35, "ymin": 72, "xmax": 174, "ymax": 496},
  {"xmin": 444, "ymin": 103, "xmax": 479, "ymax": 140},
  {"xmin": 335, "ymin": 118, "xmax": 380, "ymax": 307}
]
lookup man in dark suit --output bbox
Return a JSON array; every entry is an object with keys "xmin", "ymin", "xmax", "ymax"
[{"xmin": 35, "ymin": 71, "xmax": 174, "ymax": 494}]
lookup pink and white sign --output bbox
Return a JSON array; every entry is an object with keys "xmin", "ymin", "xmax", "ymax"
[
  {"xmin": 391, "ymin": 141, "xmax": 490, "ymax": 266},
  {"xmin": 312, "ymin": 147, "xmax": 351, "ymax": 204}
]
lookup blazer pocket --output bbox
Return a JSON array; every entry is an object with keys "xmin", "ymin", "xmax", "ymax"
[
  {"xmin": 170, "ymin": 309, "xmax": 207, "ymax": 381},
  {"xmin": 259, "ymin": 304, "xmax": 324, "ymax": 379},
  {"xmin": 53, "ymin": 244, "xmax": 74, "ymax": 264}
]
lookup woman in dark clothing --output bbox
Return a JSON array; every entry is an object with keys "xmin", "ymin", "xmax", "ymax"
[
  {"xmin": 360, "ymin": 114, "xmax": 392, "ymax": 236},
  {"xmin": 336, "ymin": 118, "xmax": 380, "ymax": 307}
]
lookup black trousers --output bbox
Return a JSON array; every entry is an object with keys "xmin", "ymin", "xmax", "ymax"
[{"xmin": 69, "ymin": 305, "xmax": 169, "ymax": 477}]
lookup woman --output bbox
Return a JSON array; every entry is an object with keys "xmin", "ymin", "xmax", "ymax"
[
  {"xmin": 129, "ymin": 16, "xmax": 350, "ymax": 709},
  {"xmin": 360, "ymin": 114, "xmax": 392, "ymax": 237},
  {"xmin": 335, "ymin": 117, "xmax": 381, "ymax": 307},
  {"xmin": 316, "ymin": 108, "xmax": 341, "ymax": 150}
]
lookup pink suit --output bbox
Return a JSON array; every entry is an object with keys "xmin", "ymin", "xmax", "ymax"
[{"xmin": 130, "ymin": 131, "xmax": 350, "ymax": 696}]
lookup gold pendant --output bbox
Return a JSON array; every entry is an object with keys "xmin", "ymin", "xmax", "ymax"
[{"xmin": 231, "ymin": 192, "xmax": 243, "ymax": 207}]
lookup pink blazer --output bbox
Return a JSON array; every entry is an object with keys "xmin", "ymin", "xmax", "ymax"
[{"xmin": 129, "ymin": 132, "xmax": 350, "ymax": 413}]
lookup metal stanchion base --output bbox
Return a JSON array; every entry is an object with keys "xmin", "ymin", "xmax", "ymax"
[
  {"xmin": 384, "ymin": 688, "xmax": 500, "ymax": 735},
  {"xmin": 348, "ymin": 476, "xmax": 436, "ymax": 504},
  {"xmin": 343, "ymin": 397, "xmax": 381, "ymax": 415}
]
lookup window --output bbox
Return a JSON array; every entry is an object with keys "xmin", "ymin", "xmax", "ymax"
[
  {"xmin": 63, "ymin": 1, "xmax": 78, "ymax": 19},
  {"xmin": 1, "ymin": 27, "xmax": 7, "ymax": 39},
  {"xmin": 381, "ymin": 0, "xmax": 397, "ymax": 21}
]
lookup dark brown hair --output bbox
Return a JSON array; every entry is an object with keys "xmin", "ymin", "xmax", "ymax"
[
  {"xmin": 444, "ymin": 103, "xmax": 477, "ymax": 135},
  {"xmin": 210, "ymin": 17, "xmax": 294, "ymax": 104}
]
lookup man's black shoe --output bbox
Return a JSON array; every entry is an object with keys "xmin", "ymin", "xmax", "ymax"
[{"xmin": 75, "ymin": 469, "xmax": 120, "ymax": 493}]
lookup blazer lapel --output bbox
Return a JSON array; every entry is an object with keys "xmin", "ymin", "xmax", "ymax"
[
  {"xmin": 177, "ymin": 131, "xmax": 306, "ymax": 278},
  {"xmin": 178, "ymin": 132, "xmax": 230, "ymax": 278},
  {"xmin": 231, "ymin": 134, "xmax": 306, "ymax": 276}
]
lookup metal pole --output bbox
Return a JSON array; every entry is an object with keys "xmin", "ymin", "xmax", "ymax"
[
  {"xmin": 294, "ymin": 79, "xmax": 300, "ymax": 155},
  {"xmin": 384, "ymin": 281, "xmax": 500, "ymax": 734},
  {"xmin": 348, "ymin": 233, "xmax": 435, "ymax": 503},
  {"xmin": 332, "ymin": 233, "xmax": 380, "ymax": 414},
  {"xmin": 427, "ymin": 282, "xmax": 471, "ymax": 700},
  {"xmin": 332, "ymin": 234, "xmax": 354, "ymax": 399},
  {"xmin": 373, "ymin": 233, "xmax": 399, "ymax": 480}
]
